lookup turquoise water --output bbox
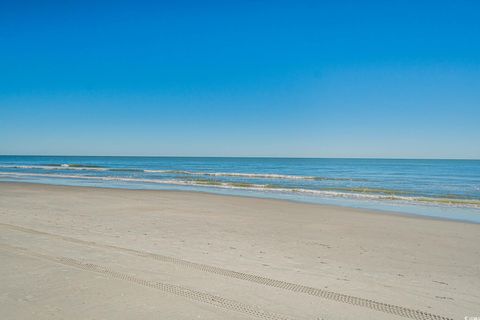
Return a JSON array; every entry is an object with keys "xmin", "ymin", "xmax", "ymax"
[{"xmin": 1, "ymin": 156, "xmax": 479, "ymax": 223}]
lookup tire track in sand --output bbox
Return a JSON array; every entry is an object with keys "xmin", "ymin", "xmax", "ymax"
[
  {"xmin": 0, "ymin": 243, "xmax": 293, "ymax": 320},
  {"xmin": 0, "ymin": 222, "xmax": 452, "ymax": 320}
]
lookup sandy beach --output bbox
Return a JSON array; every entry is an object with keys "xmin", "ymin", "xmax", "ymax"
[{"xmin": 0, "ymin": 182, "xmax": 478, "ymax": 320}]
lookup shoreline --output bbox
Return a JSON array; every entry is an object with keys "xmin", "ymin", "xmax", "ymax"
[
  {"xmin": 1, "ymin": 180, "xmax": 478, "ymax": 225},
  {"xmin": 1, "ymin": 170, "xmax": 479, "ymax": 209}
]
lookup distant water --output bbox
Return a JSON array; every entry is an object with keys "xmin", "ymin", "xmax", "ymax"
[{"xmin": 1, "ymin": 156, "xmax": 479, "ymax": 223}]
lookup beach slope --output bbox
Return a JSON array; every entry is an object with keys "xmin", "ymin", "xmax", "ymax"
[{"xmin": 0, "ymin": 182, "xmax": 478, "ymax": 319}]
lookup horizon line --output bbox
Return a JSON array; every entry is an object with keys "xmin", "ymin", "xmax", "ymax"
[{"xmin": 1, "ymin": 154, "xmax": 479, "ymax": 161}]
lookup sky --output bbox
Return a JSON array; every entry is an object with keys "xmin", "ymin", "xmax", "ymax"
[{"xmin": 0, "ymin": 1, "xmax": 479, "ymax": 158}]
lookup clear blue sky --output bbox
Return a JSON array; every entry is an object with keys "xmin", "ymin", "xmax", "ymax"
[{"xmin": 1, "ymin": 1, "xmax": 479, "ymax": 158}]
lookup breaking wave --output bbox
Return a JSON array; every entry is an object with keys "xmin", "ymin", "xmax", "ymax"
[
  {"xmin": 0, "ymin": 164, "xmax": 365, "ymax": 181},
  {"xmin": 144, "ymin": 169, "xmax": 364, "ymax": 181},
  {"xmin": 0, "ymin": 164, "xmax": 108, "ymax": 171}
]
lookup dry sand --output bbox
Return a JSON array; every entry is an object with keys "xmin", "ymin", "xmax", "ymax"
[{"xmin": 0, "ymin": 182, "xmax": 479, "ymax": 320}]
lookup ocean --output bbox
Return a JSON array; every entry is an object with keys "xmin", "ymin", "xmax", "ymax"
[{"xmin": 1, "ymin": 156, "xmax": 479, "ymax": 223}]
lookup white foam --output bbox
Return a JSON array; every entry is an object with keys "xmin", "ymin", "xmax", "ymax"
[
  {"xmin": 144, "ymin": 169, "xmax": 315, "ymax": 180},
  {"xmin": 1, "ymin": 165, "xmax": 348, "ymax": 181},
  {"xmin": 0, "ymin": 164, "xmax": 108, "ymax": 171}
]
